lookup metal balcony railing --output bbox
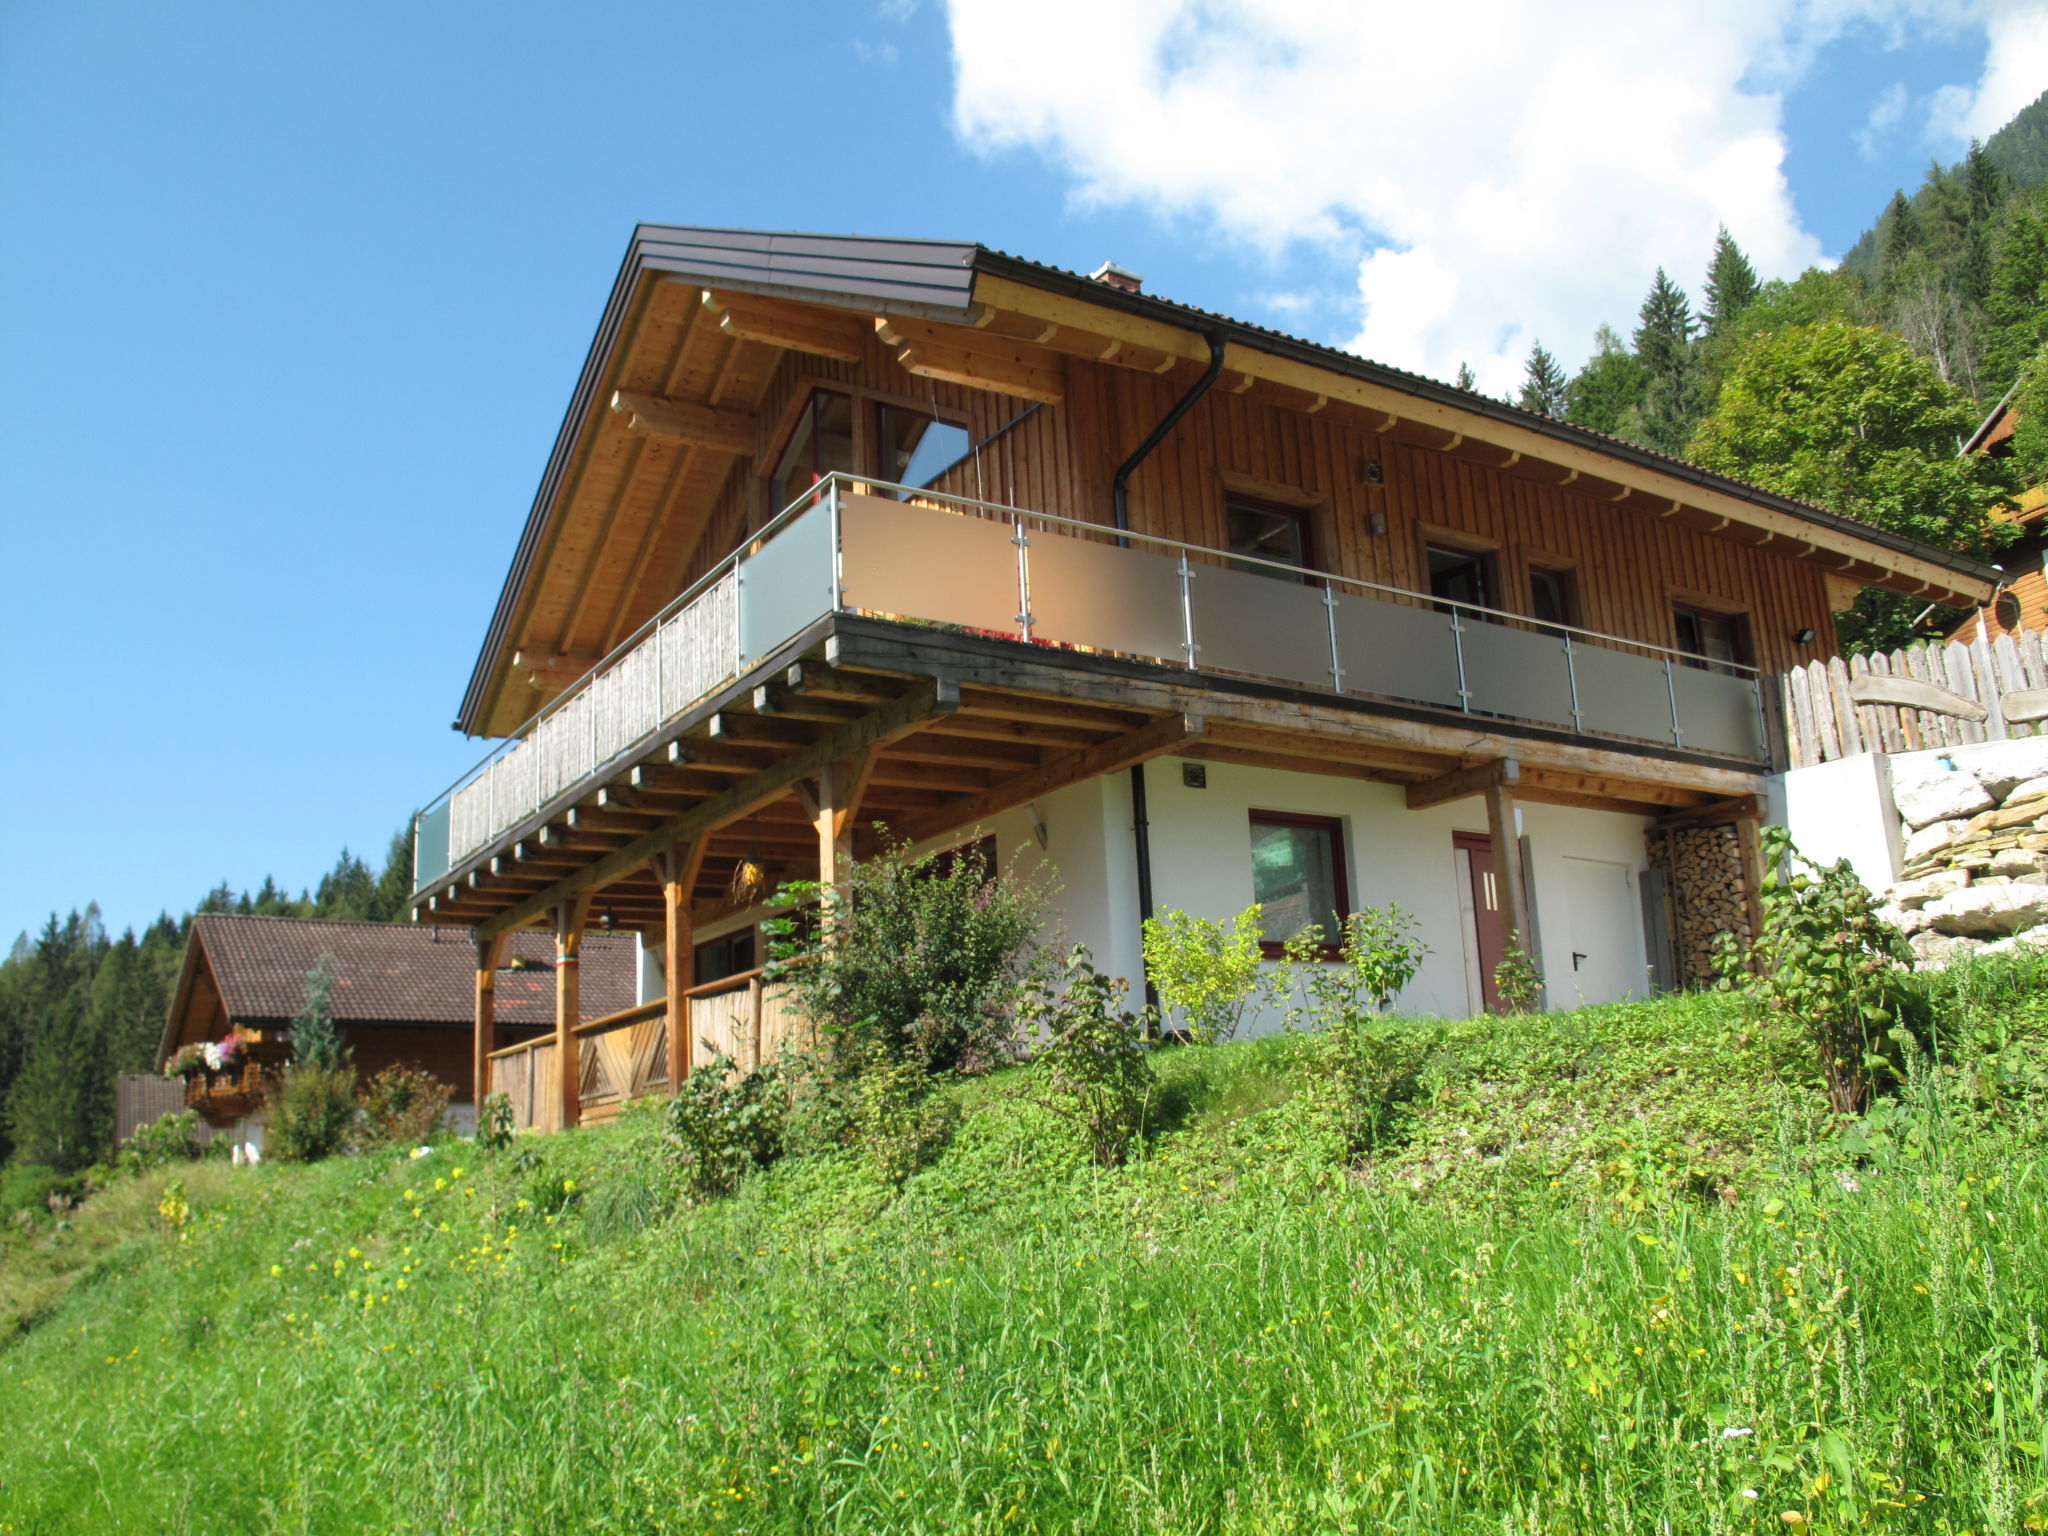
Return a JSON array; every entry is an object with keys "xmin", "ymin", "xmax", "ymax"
[{"xmin": 414, "ymin": 474, "xmax": 1766, "ymax": 894}]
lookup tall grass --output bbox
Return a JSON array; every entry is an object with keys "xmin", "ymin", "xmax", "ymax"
[{"xmin": 3, "ymin": 986, "xmax": 2047, "ymax": 1533}]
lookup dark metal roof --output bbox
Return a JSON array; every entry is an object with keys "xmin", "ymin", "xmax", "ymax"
[{"xmin": 455, "ymin": 223, "xmax": 2001, "ymax": 736}]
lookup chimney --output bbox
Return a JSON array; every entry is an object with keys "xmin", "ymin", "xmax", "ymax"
[{"xmin": 1090, "ymin": 261, "xmax": 1143, "ymax": 294}]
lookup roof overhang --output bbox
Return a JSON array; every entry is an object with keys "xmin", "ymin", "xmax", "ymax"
[{"xmin": 455, "ymin": 225, "xmax": 2000, "ymax": 736}]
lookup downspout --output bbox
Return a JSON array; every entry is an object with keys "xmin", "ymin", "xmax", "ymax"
[{"xmin": 1114, "ymin": 329, "xmax": 1227, "ymax": 1020}]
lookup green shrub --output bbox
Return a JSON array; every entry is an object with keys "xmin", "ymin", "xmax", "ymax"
[
  {"xmin": 847, "ymin": 1050, "xmax": 959, "ymax": 1185},
  {"xmin": 476, "ymin": 1092, "xmax": 516, "ymax": 1151},
  {"xmin": 1020, "ymin": 947, "xmax": 1155, "ymax": 1166},
  {"xmin": 662, "ymin": 1055, "xmax": 788, "ymax": 1201},
  {"xmin": 766, "ymin": 840, "xmax": 1048, "ymax": 1076},
  {"xmin": 1722, "ymin": 826, "xmax": 1912, "ymax": 1115},
  {"xmin": 117, "ymin": 1111, "xmax": 204, "ymax": 1175},
  {"xmin": 353, "ymin": 1065, "xmax": 453, "ymax": 1150},
  {"xmin": 0, "ymin": 1164, "xmax": 80, "ymax": 1221},
  {"xmin": 1142, "ymin": 906, "xmax": 1270, "ymax": 1045},
  {"xmin": 266, "ymin": 1067, "xmax": 357, "ymax": 1163}
]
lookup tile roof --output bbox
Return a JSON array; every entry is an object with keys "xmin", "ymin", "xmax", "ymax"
[{"xmin": 189, "ymin": 914, "xmax": 640, "ymax": 1029}]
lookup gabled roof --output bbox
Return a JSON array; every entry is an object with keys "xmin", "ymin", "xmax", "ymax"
[
  {"xmin": 160, "ymin": 915, "xmax": 639, "ymax": 1061},
  {"xmin": 456, "ymin": 222, "xmax": 2004, "ymax": 735}
]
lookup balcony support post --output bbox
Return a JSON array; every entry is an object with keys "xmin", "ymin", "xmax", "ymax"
[
  {"xmin": 1733, "ymin": 805, "xmax": 1766, "ymax": 958},
  {"xmin": 555, "ymin": 894, "xmax": 591, "ymax": 1130},
  {"xmin": 472, "ymin": 929, "xmax": 505, "ymax": 1118},
  {"xmin": 656, "ymin": 842, "xmax": 707, "ymax": 1093},
  {"xmin": 1483, "ymin": 773, "xmax": 1531, "ymax": 967},
  {"xmin": 804, "ymin": 749, "xmax": 878, "ymax": 945}
]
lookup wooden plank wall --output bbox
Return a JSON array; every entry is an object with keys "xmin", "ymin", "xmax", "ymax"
[
  {"xmin": 1783, "ymin": 630, "xmax": 2048, "ymax": 766},
  {"xmin": 672, "ymin": 342, "xmax": 1847, "ymax": 675}
]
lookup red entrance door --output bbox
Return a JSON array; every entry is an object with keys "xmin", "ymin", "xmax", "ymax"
[{"xmin": 1454, "ymin": 831, "xmax": 1507, "ymax": 1013}]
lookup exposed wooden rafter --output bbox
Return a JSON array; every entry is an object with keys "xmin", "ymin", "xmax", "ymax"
[{"xmin": 608, "ymin": 390, "xmax": 757, "ymax": 454}]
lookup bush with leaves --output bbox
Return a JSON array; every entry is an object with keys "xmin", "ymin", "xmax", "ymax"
[
  {"xmin": 1142, "ymin": 906, "xmax": 1271, "ymax": 1045},
  {"xmin": 846, "ymin": 1048, "xmax": 961, "ymax": 1185},
  {"xmin": 1493, "ymin": 940, "xmax": 1544, "ymax": 1015},
  {"xmin": 1718, "ymin": 826, "xmax": 1913, "ymax": 1117},
  {"xmin": 476, "ymin": 1092, "xmax": 516, "ymax": 1151},
  {"xmin": 662, "ymin": 1054, "xmax": 788, "ymax": 1202},
  {"xmin": 765, "ymin": 840, "xmax": 1048, "ymax": 1077},
  {"xmin": 354, "ymin": 1065, "xmax": 453, "ymax": 1149},
  {"xmin": 1280, "ymin": 907, "xmax": 1434, "ymax": 1159},
  {"xmin": 1020, "ymin": 947, "xmax": 1155, "ymax": 1166},
  {"xmin": 118, "ymin": 1110, "xmax": 206, "ymax": 1175},
  {"xmin": 268, "ymin": 960, "xmax": 356, "ymax": 1162}
]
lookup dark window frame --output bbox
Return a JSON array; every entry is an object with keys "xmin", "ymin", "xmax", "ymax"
[
  {"xmin": 1425, "ymin": 540, "xmax": 1499, "ymax": 616},
  {"xmin": 1672, "ymin": 601, "xmax": 1752, "ymax": 672},
  {"xmin": 766, "ymin": 387, "xmax": 856, "ymax": 524},
  {"xmin": 1247, "ymin": 809, "xmax": 1351, "ymax": 960},
  {"xmin": 693, "ymin": 927, "xmax": 758, "ymax": 987},
  {"xmin": 1527, "ymin": 563, "xmax": 1577, "ymax": 631},
  {"xmin": 1225, "ymin": 494, "xmax": 1316, "ymax": 581},
  {"xmin": 873, "ymin": 400, "xmax": 972, "ymax": 498}
]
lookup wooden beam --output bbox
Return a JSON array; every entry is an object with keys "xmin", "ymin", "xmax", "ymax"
[
  {"xmin": 1406, "ymin": 757, "xmax": 1520, "ymax": 812},
  {"xmin": 1654, "ymin": 794, "xmax": 1768, "ymax": 831},
  {"xmin": 513, "ymin": 648, "xmax": 600, "ymax": 691},
  {"xmin": 479, "ymin": 680, "xmax": 960, "ymax": 937},
  {"xmin": 608, "ymin": 390, "xmax": 757, "ymax": 454},
  {"xmin": 702, "ymin": 289, "xmax": 868, "ymax": 361},
  {"xmin": 656, "ymin": 841, "xmax": 707, "ymax": 1094},
  {"xmin": 1483, "ymin": 778, "xmax": 1531, "ymax": 956},
  {"xmin": 555, "ymin": 894, "xmax": 591, "ymax": 1131},
  {"xmin": 894, "ymin": 339, "xmax": 1066, "ymax": 405},
  {"xmin": 882, "ymin": 712, "xmax": 1201, "ymax": 848},
  {"xmin": 473, "ymin": 930, "xmax": 505, "ymax": 1115},
  {"xmin": 1734, "ymin": 808, "xmax": 1765, "ymax": 947}
]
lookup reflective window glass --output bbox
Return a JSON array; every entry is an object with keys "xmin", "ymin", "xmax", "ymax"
[
  {"xmin": 1226, "ymin": 500, "xmax": 1310, "ymax": 581},
  {"xmin": 770, "ymin": 391, "xmax": 855, "ymax": 517},
  {"xmin": 877, "ymin": 404, "xmax": 971, "ymax": 494},
  {"xmin": 1249, "ymin": 812, "xmax": 1347, "ymax": 955}
]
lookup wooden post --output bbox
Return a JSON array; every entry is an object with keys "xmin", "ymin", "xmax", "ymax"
[
  {"xmin": 1483, "ymin": 775, "xmax": 1531, "ymax": 956},
  {"xmin": 472, "ymin": 930, "xmax": 505, "ymax": 1116},
  {"xmin": 805, "ymin": 748, "xmax": 876, "ymax": 942},
  {"xmin": 656, "ymin": 842, "xmax": 706, "ymax": 1094},
  {"xmin": 1733, "ymin": 808, "xmax": 1766, "ymax": 951},
  {"xmin": 555, "ymin": 895, "xmax": 590, "ymax": 1130}
]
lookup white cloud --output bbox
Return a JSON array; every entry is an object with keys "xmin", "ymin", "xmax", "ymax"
[
  {"xmin": 942, "ymin": 0, "xmax": 2035, "ymax": 393},
  {"xmin": 1929, "ymin": 2, "xmax": 2048, "ymax": 144},
  {"xmin": 1858, "ymin": 82, "xmax": 1911, "ymax": 158}
]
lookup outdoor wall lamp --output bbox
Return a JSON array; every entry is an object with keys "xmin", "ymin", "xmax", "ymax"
[{"xmin": 1792, "ymin": 628, "xmax": 1816, "ymax": 645}]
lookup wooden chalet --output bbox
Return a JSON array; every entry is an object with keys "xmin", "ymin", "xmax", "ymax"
[
  {"xmin": 158, "ymin": 915, "xmax": 637, "ymax": 1136},
  {"xmin": 1948, "ymin": 390, "xmax": 2047, "ymax": 645},
  {"xmin": 410, "ymin": 225, "xmax": 1999, "ymax": 1133}
]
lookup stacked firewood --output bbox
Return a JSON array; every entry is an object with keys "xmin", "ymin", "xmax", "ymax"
[{"xmin": 1645, "ymin": 824, "xmax": 1748, "ymax": 985}]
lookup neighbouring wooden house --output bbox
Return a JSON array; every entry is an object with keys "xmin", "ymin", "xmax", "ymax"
[
  {"xmin": 1948, "ymin": 391, "xmax": 2048, "ymax": 645},
  {"xmin": 409, "ymin": 224, "xmax": 1997, "ymax": 1133},
  {"xmin": 157, "ymin": 914, "xmax": 637, "ymax": 1143}
]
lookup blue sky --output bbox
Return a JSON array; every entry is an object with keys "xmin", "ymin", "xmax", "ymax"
[{"xmin": 0, "ymin": 0, "xmax": 2032, "ymax": 947}]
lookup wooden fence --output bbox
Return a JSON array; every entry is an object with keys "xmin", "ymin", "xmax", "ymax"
[
  {"xmin": 487, "ymin": 969, "xmax": 810, "ymax": 1133},
  {"xmin": 1780, "ymin": 627, "xmax": 2048, "ymax": 766}
]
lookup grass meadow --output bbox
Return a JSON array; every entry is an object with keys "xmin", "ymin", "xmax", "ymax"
[{"xmin": 3, "ymin": 972, "xmax": 2048, "ymax": 1533}]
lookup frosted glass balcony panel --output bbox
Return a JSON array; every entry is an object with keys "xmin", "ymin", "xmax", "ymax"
[
  {"xmin": 1459, "ymin": 620, "xmax": 1577, "ymax": 729},
  {"xmin": 1331, "ymin": 593, "xmax": 1462, "ymax": 711},
  {"xmin": 837, "ymin": 493, "xmax": 1019, "ymax": 638},
  {"xmin": 1189, "ymin": 563, "xmax": 1336, "ymax": 689},
  {"xmin": 1026, "ymin": 532, "xmax": 1187, "ymax": 664}
]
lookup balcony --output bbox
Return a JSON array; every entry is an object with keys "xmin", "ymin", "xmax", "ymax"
[{"xmin": 415, "ymin": 474, "xmax": 1767, "ymax": 893}]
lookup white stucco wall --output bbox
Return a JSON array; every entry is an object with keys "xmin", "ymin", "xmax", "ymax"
[
  {"xmin": 649, "ymin": 758, "xmax": 1657, "ymax": 1030},
  {"xmin": 1767, "ymin": 751, "xmax": 1901, "ymax": 893}
]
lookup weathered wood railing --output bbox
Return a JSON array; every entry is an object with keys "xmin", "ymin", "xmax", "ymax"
[
  {"xmin": 1781, "ymin": 629, "xmax": 2048, "ymax": 766},
  {"xmin": 486, "ymin": 970, "xmax": 811, "ymax": 1133}
]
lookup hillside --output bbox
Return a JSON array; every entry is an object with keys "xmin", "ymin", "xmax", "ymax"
[{"xmin": 4, "ymin": 965, "xmax": 2047, "ymax": 1533}]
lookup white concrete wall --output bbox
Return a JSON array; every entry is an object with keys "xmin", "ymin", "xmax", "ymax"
[
  {"xmin": 1767, "ymin": 752, "xmax": 1901, "ymax": 893},
  {"xmin": 647, "ymin": 758, "xmax": 1657, "ymax": 1030}
]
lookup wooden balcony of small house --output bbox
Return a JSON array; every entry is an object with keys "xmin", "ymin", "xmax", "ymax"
[
  {"xmin": 484, "ymin": 969, "xmax": 808, "ymax": 1133},
  {"xmin": 183, "ymin": 1045, "xmax": 287, "ymax": 1123},
  {"xmin": 410, "ymin": 473, "xmax": 1777, "ymax": 913}
]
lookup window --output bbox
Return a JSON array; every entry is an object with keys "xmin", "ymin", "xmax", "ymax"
[
  {"xmin": 1248, "ymin": 811, "xmax": 1349, "ymax": 957},
  {"xmin": 1427, "ymin": 543, "xmax": 1494, "ymax": 613},
  {"xmin": 876, "ymin": 403, "xmax": 971, "ymax": 495},
  {"xmin": 1528, "ymin": 566, "xmax": 1575, "ymax": 629},
  {"xmin": 1226, "ymin": 498, "xmax": 1312, "ymax": 581},
  {"xmin": 1673, "ymin": 603, "xmax": 1750, "ymax": 672},
  {"xmin": 693, "ymin": 928, "xmax": 757, "ymax": 986},
  {"xmin": 769, "ymin": 390, "xmax": 855, "ymax": 517}
]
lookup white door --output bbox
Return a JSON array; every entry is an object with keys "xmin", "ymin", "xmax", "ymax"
[{"xmin": 1557, "ymin": 857, "xmax": 1643, "ymax": 1007}]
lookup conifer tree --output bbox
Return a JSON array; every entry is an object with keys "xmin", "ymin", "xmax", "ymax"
[
  {"xmin": 289, "ymin": 959, "xmax": 348, "ymax": 1072},
  {"xmin": 1454, "ymin": 362, "xmax": 1477, "ymax": 391},
  {"xmin": 1632, "ymin": 269, "xmax": 1700, "ymax": 454},
  {"xmin": 1985, "ymin": 186, "xmax": 2048, "ymax": 393},
  {"xmin": 1702, "ymin": 227, "xmax": 1760, "ymax": 337},
  {"xmin": 1516, "ymin": 341, "xmax": 1568, "ymax": 417}
]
